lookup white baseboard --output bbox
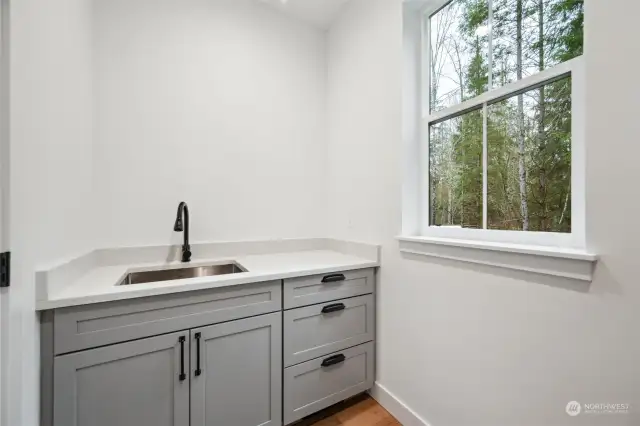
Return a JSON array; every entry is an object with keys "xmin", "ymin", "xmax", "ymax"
[{"xmin": 369, "ymin": 382, "xmax": 432, "ymax": 426}]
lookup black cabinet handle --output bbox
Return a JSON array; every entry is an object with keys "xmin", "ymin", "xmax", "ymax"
[
  {"xmin": 321, "ymin": 273, "xmax": 346, "ymax": 283},
  {"xmin": 194, "ymin": 332, "xmax": 202, "ymax": 377},
  {"xmin": 321, "ymin": 303, "xmax": 346, "ymax": 314},
  {"xmin": 178, "ymin": 336, "xmax": 186, "ymax": 381},
  {"xmin": 321, "ymin": 354, "xmax": 346, "ymax": 367}
]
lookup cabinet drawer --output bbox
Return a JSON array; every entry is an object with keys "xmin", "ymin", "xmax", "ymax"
[
  {"xmin": 283, "ymin": 295, "xmax": 374, "ymax": 367},
  {"xmin": 54, "ymin": 281, "xmax": 282, "ymax": 354},
  {"xmin": 283, "ymin": 268, "xmax": 374, "ymax": 309},
  {"xmin": 283, "ymin": 342, "xmax": 374, "ymax": 425}
]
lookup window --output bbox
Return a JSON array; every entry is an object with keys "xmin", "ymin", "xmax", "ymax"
[{"xmin": 421, "ymin": 0, "xmax": 584, "ymax": 248}]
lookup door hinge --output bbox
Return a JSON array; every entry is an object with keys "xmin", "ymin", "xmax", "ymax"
[{"xmin": 0, "ymin": 251, "xmax": 10, "ymax": 288}]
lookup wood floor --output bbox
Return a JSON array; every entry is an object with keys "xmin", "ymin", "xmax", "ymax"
[{"xmin": 295, "ymin": 394, "xmax": 401, "ymax": 426}]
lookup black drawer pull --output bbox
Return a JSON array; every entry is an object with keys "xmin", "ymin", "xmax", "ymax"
[
  {"xmin": 194, "ymin": 332, "xmax": 202, "ymax": 377},
  {"xmin": 321, "ymin": 303, "xmax": 346, "ymax": 314},
  {"xmin": 321, "ymin": 274, "xmax": 346, "ymax": 283},
  {"xmin": 178, "ymin": 336, "xmax": 186, "ymax": 382},
  {"xmin": 321, "ymin": 354, "xmax": 346, "ymax": 367}
]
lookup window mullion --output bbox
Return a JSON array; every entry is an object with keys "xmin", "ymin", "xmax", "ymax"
[{"xmin": 482, "ymin": 102, "xmax": 488, "ymax": 230}]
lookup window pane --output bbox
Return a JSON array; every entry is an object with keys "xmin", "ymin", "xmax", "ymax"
[
  {"xmin": 492, "ymin": 0, "xmax": 583, "ymax": 87},
  {"xmin": 430, "ymin": 109, "xmax": 483, "ymax": 229},
  {"xmin": 429, "ymin": 0, "xmax": 489, "ymax": 112},
  {"xmin": 487, "ymin": 76, "xmax": 571, "ymax": 232}
]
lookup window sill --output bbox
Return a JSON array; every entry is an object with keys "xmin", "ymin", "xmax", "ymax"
[{"xmin": 397, "ymin": 236, "xmax": 598, "ymax": 282}]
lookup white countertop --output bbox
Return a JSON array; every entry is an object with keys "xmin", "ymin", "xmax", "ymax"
[{"xmin": 37, "ymin": 250, "xmax": 378, "ymax": 310}]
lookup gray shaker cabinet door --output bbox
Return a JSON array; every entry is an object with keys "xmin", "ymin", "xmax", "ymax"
[
  {"xmin": 190, "ymin": 312, "xmax": 282, "ymax": 426},
  {"xmin": 54, "ymin": 331, "xmax": 189, "ymax": 426}
]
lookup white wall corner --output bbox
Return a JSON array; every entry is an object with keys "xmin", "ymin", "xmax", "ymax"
[
  {"xmin": 398, "ymin": 236, "xmax": 597, "ymax": 282},
  {"xmin": 370, "ymin": 382, "xmax": 432, "ymax": 426}
]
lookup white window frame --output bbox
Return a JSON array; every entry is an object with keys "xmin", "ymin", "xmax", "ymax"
[{"xmin": 416, "ymin": 0, "xmax": 586, "ymax": 250}]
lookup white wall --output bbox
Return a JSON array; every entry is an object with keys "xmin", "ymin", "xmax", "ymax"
[
  {"xmin": 327, "ymin": 0, "xmax": 640, "ymax": 425},
  {"xmin": 4, "ymin": 2, "xmax": 327, "ymax": 424},
  {"xmin": 93, "ymin": 0, "xmax": 328, "ymax": 248},
  {"xmin": 0, "ymin": 1, "xmax": 9, "ymax": 424},
  {"xmin": 8, "ymin": 0, "xmax": 94, "ymax": 424},
  {"xmin": 5, "ymin": 0, "xmax": 638, "ymax": 425}
]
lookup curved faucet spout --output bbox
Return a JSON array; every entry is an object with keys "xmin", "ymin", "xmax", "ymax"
[{"xmin": 174, "ymin": 202, "xmax": 191, "ymax": 262}]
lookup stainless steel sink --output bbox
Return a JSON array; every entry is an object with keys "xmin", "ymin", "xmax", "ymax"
[{"xmin": 118, "ymin": 262, "xmax": 247, "ymax": 286}]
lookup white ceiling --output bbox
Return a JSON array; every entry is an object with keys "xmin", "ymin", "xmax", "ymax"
[{"xmin": 259, "ymin": 0, "xmax": 352, "ymax": 29}]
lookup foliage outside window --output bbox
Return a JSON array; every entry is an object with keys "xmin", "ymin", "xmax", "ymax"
[{"xmin": 425, "ymin": 0, "xmax": 583, "ymax": 242}]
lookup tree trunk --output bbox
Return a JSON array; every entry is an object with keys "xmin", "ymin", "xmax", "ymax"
[
  {"xmin": 431, "ymin": 61, "xmax": 438, "ymax": 113},
  {"xmin": 559, "ymin": 190, "xmax": 570, "ymax": 227},
  {"xmin": 430, "ymin": 37, "xmax": 439, "ymax": 226},
  {"xmin": 538, "ymin": 0, "xmax": 545, "ymax": 127},
  {"xmin": 537, "ymin": 0, "xmax": 548, "ymax": 230},
  {"xmin": 448, "ymin": 187, "xmax": 453, "ymax": 224},
  {"xmin": 454, "ymin": 42, "xmax": 464, "ymax": 225},
  {"xmin": 516, "ymin": 0, "xmax": 529, "ymax": 231}
]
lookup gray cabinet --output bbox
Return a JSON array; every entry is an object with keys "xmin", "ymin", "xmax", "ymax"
[
  {"xmin": 43, "ymin": 268, "xmax": 376, "ymax": 426},
  {"xmin": 190, "ymin": 312, "xmax": 282, "ymax": 426},
  {"xmin": 54, "ymin": 331, "xmax": 189, "ymax": 426},
  {"xmin": 53, "ymin": 314, "xmax": 283, "ymax": 426}
]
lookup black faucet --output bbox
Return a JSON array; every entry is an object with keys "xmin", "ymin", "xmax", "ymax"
[{"xmin": 173, "ymin": 202, "xmax": 192, "ymax": 263}]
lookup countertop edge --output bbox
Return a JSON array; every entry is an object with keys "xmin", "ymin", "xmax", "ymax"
[
  {"xmin": 36, "ymin": 260, "xmax": 379, "ymax": 311},
  {"xmin": 36, "ymin": 238, "xmax": 381, "ymax": 303}
]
